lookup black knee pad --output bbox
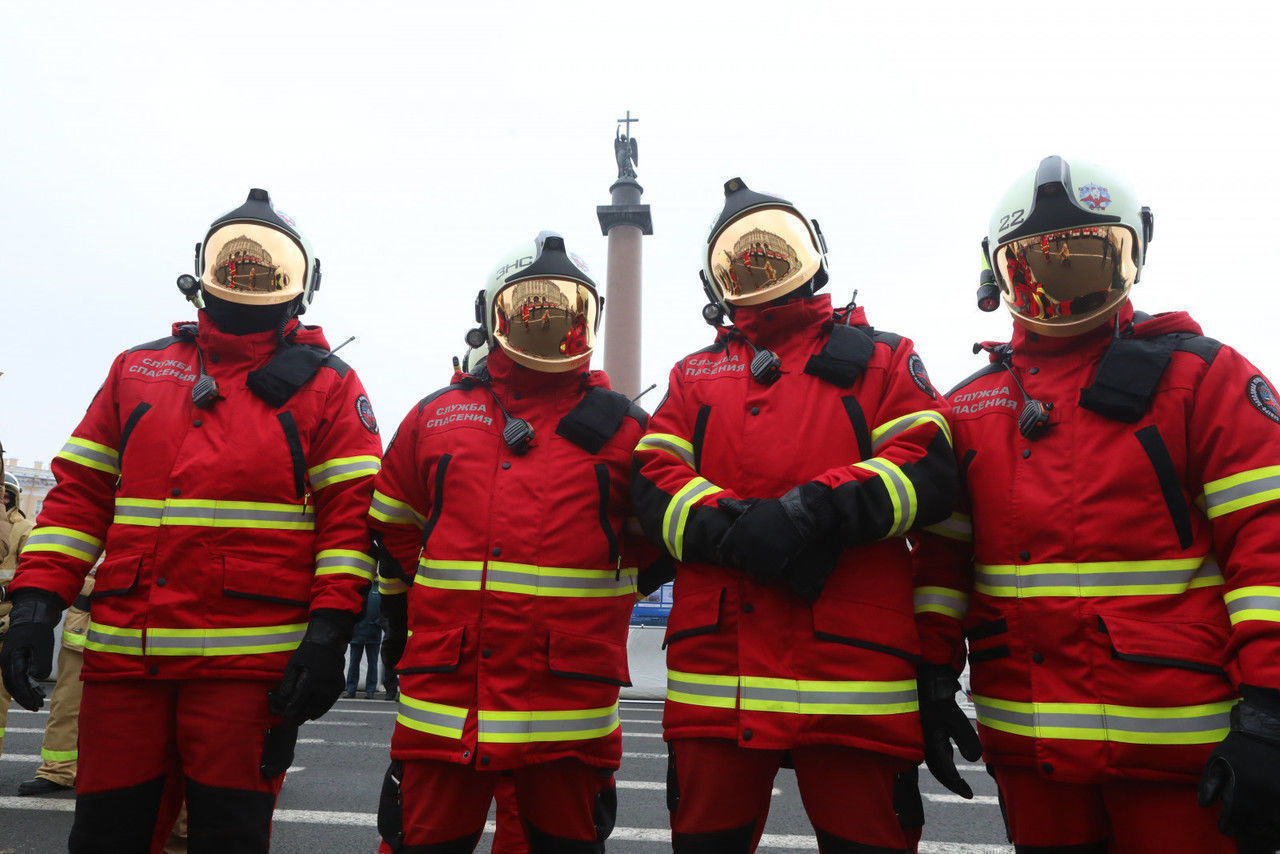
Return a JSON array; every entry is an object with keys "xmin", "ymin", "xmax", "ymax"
[
  {"xmin": 672, "ymin": 822, "xmax": 756, "ymax": 854},
  {"xmin": 68, "ymin": 776, "xmax": 166, "ymax": 853},
  {"xmin": 892, "ymin": 766, "xmax": 924, "ymax": 833},
  {"xmin": 185, "ymin": 777, "xmax": 274, "ymax": 854},
  {"xmin": 526, "ymin": 823, "xmax": 605, "ymax": 854},
  {"xmin": 1013, "ymin": 844, "xmax": 1108, "ymax": 854},
  {"xmin": 813, "ymin": 827, "xmax": 910, "ymax": 853}
]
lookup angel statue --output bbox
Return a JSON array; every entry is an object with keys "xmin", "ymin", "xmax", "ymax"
[{"xmin": 614, "ymin": 128, "xmax": 638, "ymax": 181}]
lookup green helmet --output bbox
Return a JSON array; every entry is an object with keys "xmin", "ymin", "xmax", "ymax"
[{"xmin": 984, "ymin": 156, "xmax": 1154, "ymax": 336}]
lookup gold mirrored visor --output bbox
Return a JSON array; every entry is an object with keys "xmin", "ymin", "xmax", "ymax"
[
  {"xmin": 995, "ymin": 226, "xmax": 1137, "ymax": 326},
  {"xmin": 708, "ymin": 207, "xmax": 822, "ymax": 306},
  {"xmin": 201, "ymin": 223, "xmax": 306, "ymax": 305},
  {"xmin": 492, "ymin": 278, "xmax": 598, "ymax": 371}
]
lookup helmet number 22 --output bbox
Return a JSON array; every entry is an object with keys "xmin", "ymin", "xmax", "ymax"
[{"xmin": 998, "ymin": 209, "xmax": 1026, "ymax": 232}]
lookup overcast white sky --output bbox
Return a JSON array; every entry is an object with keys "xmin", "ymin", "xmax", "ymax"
[{"xmin": 4, "ymin": 0, "xmax": 1279, "ymax": 466}]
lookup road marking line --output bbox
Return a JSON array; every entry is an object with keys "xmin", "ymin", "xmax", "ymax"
[
  {"xmin": 0, "ymin": 727, "xmax": 47, "ymax": 734},
  {"xmin": 924, "ymin": 794, "xmax": 1000, "ymax": 805},
  {"xmin": 0, "ymin": 755, "xmax": 41, "ymax": 763}
]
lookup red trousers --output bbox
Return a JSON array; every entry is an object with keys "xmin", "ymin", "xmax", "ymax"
[
  {"xmin": 669, "ymin": 738, "xmax": 915, "ymax": 851},
  {"xmin": 991, "ymin": 764, "xmax": 1236, "ymax": 852}
]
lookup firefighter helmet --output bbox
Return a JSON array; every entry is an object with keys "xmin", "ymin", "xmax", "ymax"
[
  {"xmin": 197, "ymin": 189, "xmax": 320, "ymax": 310},
  {"xmin": 475, "ymin": 232, "xmax": 601, "ymax": 374},
  {"xmin": 3, "ymin": 471, "xmax": 20, "ymax": 505},
  {"xmin": 985, "ymin": 156, "xmax": 1154, "ymax": 336}
]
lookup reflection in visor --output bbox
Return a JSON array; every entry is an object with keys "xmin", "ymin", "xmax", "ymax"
[
  {"xmin": 213, "ymin": 235, "xmax": 289, "ymax": 293},
  {"xmin": 997, "ymin": 226, "xmax": 1136, "ymax": 322},
  {"xmin": 707, "ymin": 207, "xmax": 821, "ymax": 306},
  {"xmin": 493, "ymin": 279, "xmax": 597, "ymax": 362},
  {"xmin": 202, "ymin": 223, "xmax": 306, "ymax": 305},
  {"xmin": 715, "ymin": 229, "xmax": 799, "ymax": 297}
]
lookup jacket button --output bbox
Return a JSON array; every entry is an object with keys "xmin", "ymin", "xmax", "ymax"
[
  {"xmin": 193, "ymin": 419, "xmax": 202, "ymax": 427},
  {"xmin": 148, "ymin": 666, "xmax": 159, "ymax": 676},
  {"xmin": 1019, "ymin": 550, "xmax": 1030, "ymax": 561},
  {"xmin": 492, "ymin": 547, "xmax": 502, "ymax": 557},
  {"xmin": 1021, "ymin": 449, "xmax": 1031, "ymax": 459},
  {"xmin": 1032, "ymin": 651, "xmax": 1044, "ymax": 663},
  {"xmin": 1041, "ymin": 762, "xmax": 1053, "ymax": 774},
  {"xmin": 480, "ymin": 756, "xmax": 491, "ymax": 767},
  {"xmin": 1029, "ymin": 367, "xmax": 1039, "ymax": 375},
  {"xmin": 513, "ymin": 392, "xmax": 522, "ymax": 400},
  {"xmin": 156, "ymin": 577, "xmax": 166, "ymax": 587},
  {"xmin": 463, "ymin": 750, "xmax": 470, "ymax": 759},
  {"xmin": 742, "ymin": 602, "xmax": 754, "ymax": 614},
  {"xmin": 210, "ymin": 353, "xmax": 220, "ymax": 363},
  {"xmin": 742, "ymin": 729, "xmax": 753, "ymax": 741},
  {"xmin": 482, "ymin": 648, "xmax": 492, "ymax": 659},
  {"xmin": 502, "ymin": 462, "xmax": 511, "ymax": 470},
  {"xmin": 750, "ymin": 406, "xmax": 760, "ymax": 415},
  {"xmin": 171, "ymin": 488, "xmax": 182, "ymax": 496}
]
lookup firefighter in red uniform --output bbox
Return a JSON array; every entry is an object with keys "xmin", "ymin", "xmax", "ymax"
[
  {"xmin": 632, "ymin": 179, "xmax": 959, "ymax": 852},
  {"xmin": 913, "ymin": 155, "xmax": 1280, "ymax": 852},
  {"xmin": 371, "ymin": 233, "xmax": 659, "ymax": 853},
  {"xmin": 0, "ymin": 189, "xmax": 382, "ymax": 853}
]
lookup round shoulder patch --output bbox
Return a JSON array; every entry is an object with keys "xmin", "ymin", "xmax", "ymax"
[
  {"xmin": 1248, "ymin": 375, "xmax": 1280, "ymax": 425},
  {"xmin": 356, "ymin": 394, "xmax": 379, "ymax": 434},
  {"xmin": 907, "ymin": 353, "xmax": 937, "ymax": 400}
]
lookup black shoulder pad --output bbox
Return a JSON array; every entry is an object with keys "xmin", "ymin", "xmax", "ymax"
[
  {"xmin": 320, "ymin": 353, "xmax": 351, "ymax": 377},
  {"xmin": 870, "ymin": 329, "xmax": 904, "ymax": 351},
  {"xmin": 1080, "ymin": 335, "xmax": 1177, "ymax": 423},
  {"xmin": 624, "ymin": 401, "xmax": 648, "ymax": 431},
  {"xmin": 128, "ymin": 335, "xmax": 183, "ymax": 353},
  {"xmin": 946, "ymin": 362, "xmax": 1008, "ymax": 398},
  {"xmin": 556, "ymin": 387, "xmax": 633, "ymax": 453},
  {"xmin": 1171, "ymin": 333, "xmax": 1222, "ymax": 364},
  {"xmin": 416, "ymin": 383, "xmax": 470, "ymax": 414},
  {"xmin": 804, "ymin": 324, "xmax": 874, "ymax": 388}
]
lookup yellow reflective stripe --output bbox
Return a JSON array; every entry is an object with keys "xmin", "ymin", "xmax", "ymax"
[
  {"xmin": 870, "ymin": 409, "xmax": 953, "ymax": 452},
  {"xmin": 662, "ymin": 477, "xmax": 723, "ymax": 561},
  {"xmin": 113, "ymin": 497, "xmax": 314, "ymax": 530},
  {"xmin": 369, "ymin": 489, "xmax": 426, "ymax": 528},
  {"xmin": 852, "ymin": 458, "xmax": 917, "ymax": 536},
  {"xmin": 83, "ymin": 621, "xmax": 144, "ymax": 654},
  {"xmin": 397, "ymin": 693, "xmax": 469, "ymax": 739},
  {"xmin": 24, "ymin": 526, "xmax": 104, "ymax": 563},
  {"xmin": 315, "ymin": 548, "xmax": 376, "ymax": 581},
  {"xmin": 923, "ymin": 512, "xmax": 972, "ymax": 542},
  {"xmin": 61, "ymin": 626, "xmax": 87, "ymax": 650},
  {"xmin": 485, "ymin": 561, "xmax": 638, "ymax": 598},
  {"xmin": 145, "ymin": 624, "xmax": 306, "ymax": 656},
  {"xmin": 415, "ymin": 558, "xmax": 484, "ymax": 591},
  {"xmin": 635, "ymin": 433, "xmax": 695, "ymax": 468},
  {"xmin": 41, "ymin": 747, "xmax": 77, "ymax": 762},
  {"xmin": 913, "ymin": 585, "xmax": 969, "ymax": 619},
  {"xmin": 1224, "ymin": 585, "xmax": 1280, "ymax": 625},
  {"xmin": 379, "ymin": 576, "xmax": 410, "ymax": 596},
  {"xmin": 1203, "ymin": 465, "xmax": 1280, "ymax": 518},
  {"xmin": 739, "ymin": 675, "xmax": 918, "ymax": 715},
  {"xmin": 478, "ymin": 703, "xmax": 620, "ymax": 743},
  {"xmin": 57, "ymin": 436, "xmax": 120, "ymax": 475},
  {"xmin": 308, "ymin": 455, "xmax": 382, "ymax": 490},
  {"xmin": 975, "ymin": 556, "xmax": 1220, "ymax": 598},
  {"xmin": 667, "ymin": 668, "xmax": 740, "ymax": 709},
  {"xmin": 973, "ymin": 694, "xmax": 1236, "ymax": 745}
]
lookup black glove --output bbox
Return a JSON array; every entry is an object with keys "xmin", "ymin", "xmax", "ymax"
[
  {"xmin": 783, "ymin": 537, "xmax": 843, "ymax": 603},
  {"xmin": 1198, "ymin": 686, "xmax": 1280, "ymax": 849},
  {"xmin": 918, "ymin": 663, "xmax": 983, "ymax": 799},
  {"xmin": 718, "ymin": 482, "xmax": 840, "ymax": 585},
  {"xmin": 0, "ymin": 589, "xmax": 65, "ymax": 711},
  {"xmin": 269, "ymin": 609, "xmax": 356, "ymax": 726},
  {"xmin": 380, "ymin": 592, "xmax": 408, "ymax": 676}
]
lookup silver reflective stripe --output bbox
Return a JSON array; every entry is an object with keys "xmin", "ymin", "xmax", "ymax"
[
  {"xmin": 924, "ymin": 513, "xmax": 972, "ymax": 542},
  {"xmin": 24, "ymin": 529, "xmax": 103, "ymax": 562},
  {"xmin": 664, "ymin": 479, "xmax": 720, "ymax": 557},
  {"xmin": 1206, "ymin": 474, "xmax": 1280, "ymax": 511},
  {"xmin": 974, "ymin": 696, "xmax": 1235, "ymax": 743},
  {"xmin": 913, "ymin": 587, "xmax": 969, "ymax": 618},
  {"xmin": 397, "ymin": 696, "xmax": 468, "ymax": 739},
  {"xmin": 667, "ymin": 672, "xmax": 739, "ymax": 702},
  {"xmin": 114, "ymin": 498, "xmax": 314, "ymax": 528},
  {"xmin": 740, "ymin": 684, "xmax": 918, "ymax": 707},
  {"xmin": 418, "ymin": 562, "xmax": 483, "ymax": 585},
  {"xmin": 145, "ymin": 626, "xmax": 306, "ymax": 655},
  {"xmin": 85, "ymin": 625, "xmax": 145, "ymax": 653},
  {"xmin": 315, "ymin": 550, "xmax": 375, "ymax": 576},
  {"xmin": 477, "ymin": 708, "xmax": 619, "ymax": 738},
  {"xmin": 309, "ymin": 457, "xmax": 380, "ymax": 488},
  {"xmin": 637, "ymin": 435, "xmax": 695, "ymax": 468},
  {"xmin": 486, "ymin": 564, "xmax": 637, "ymax": 596},
  {"xmin": 58, "ymin": 439, "xmax": 120, "ymax": 471},
  {"xmin": 858, "ymin": 458, "xmax": 913, "ymax": 536},
  {"xmin": 976, "ymin": 556, "xmax": 1220, "ymax": 597}
]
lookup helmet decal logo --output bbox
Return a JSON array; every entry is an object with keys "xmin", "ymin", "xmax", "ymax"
[
  {"xmin": 1248, "ymin": 376, "xmax": 1280, "ymax": 425},
  {"xmin": 1077, "ymin": 183, "xmax": 1112, "ymax": 211},
  {"xmin": 272, "ymin": 206, "xmax": 296, "ymax": 227},
  {"xmin": 568, "ymin": 252, "xmax": 591, "ymax": 276},
  {"xmin": 355, "ymin": 394, "xmax": 379, "ymax": 435},
  {"xmin": 907, "ymin": 354, "xmax": 937, "ymax": 400},
  {"xmin": 494, "ymin": 255, "xmax": 534, "ymax": 280},
  {"xmin": 214, "ymin": 236, "xmax": 289, "ymax": 293}
]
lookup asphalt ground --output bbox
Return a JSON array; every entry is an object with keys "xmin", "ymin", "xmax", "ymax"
[{"xmin": 0, "ymin": 698, "xmax": 1012, "ymax": 853}]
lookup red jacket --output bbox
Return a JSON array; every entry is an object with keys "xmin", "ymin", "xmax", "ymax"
[
  {"xmin": 913, "ymin": 302, "xmax": 1280, "ymax": 783},
  {"xmin": 633, "ymin": 295, "xmax": 956, "ymax": 759},
  {"xmin": 10, "ymin": 316, "xmax": 382, "ymax": 682},
  {"xmin": 369, "ymin": 349, "xmax": 648, "ymax": 771}
]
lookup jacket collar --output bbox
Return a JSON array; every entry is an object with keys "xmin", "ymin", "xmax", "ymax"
[
  {"xmin": 483, "ymin": 347, "xmax": 595, "ymax": 396},
  {"xmin": 729, "ymin": 294, "xmax": 835, "ymax": 349},
  {"xmin": 1008, "ymin": 301, "xmax": 1135, "ymax": 359},
  {"xmin": 184, "ymin": 314, "xmax": 323, "ymax": 366}
]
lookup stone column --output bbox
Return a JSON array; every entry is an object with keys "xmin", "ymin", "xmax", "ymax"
[{"xmin": 597, "ymin": 178, "xmax": 652, "ymax": 400}]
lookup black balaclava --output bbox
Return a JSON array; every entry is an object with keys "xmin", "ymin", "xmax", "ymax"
[{"xmin": 202, "ymin": 291, "xmax": 299, "ymax": 336}]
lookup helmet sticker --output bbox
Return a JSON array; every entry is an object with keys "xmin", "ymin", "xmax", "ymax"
[
  {"xmin": 907, "ymin": 353, "xmax": 937, "ymax": 399},
  {"xmin": 356, "ymin": 394, "xmax": 379, "ymax": 434},
  {"xmin": 1248, "ymin": 376, "xmax": 1280, "ymax": 425},
  {"xmin": 272, "ymin": 206, "xmax": 296, "ymax": 227},
  {"xmin": 494, "ymin": 255, "xmax": 535, "ymax": 281},
  {"xmin": 1077, "ymin": 184, "xmax": 1112, "ymax": 211},
  {"xmin": 568, "ymin": 251, "xmax": 591, "ymax": 275}
]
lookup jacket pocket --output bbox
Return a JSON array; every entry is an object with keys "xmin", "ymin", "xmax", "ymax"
[
  {"xmin": 549, "ymin": 629, "xmax": 630, "ymax": 686},
  {"xmin": 964, "ymin": 617, "xmax": 1012, "ymax": 663},
  {"xmin": 222, "ymin": 555, "xmax": 312, "ymax": 608},
  {"xmin": 420, "ymin": 454, "xmax": 452, "ymax": 548},
  {"xmin": 397, "ymin": 625, "xmax": 466, "ymax": 674},
  {"xmin": 813, "ymin": 595, "xmax": 922, "ymax": 663},
  {"xmin": 663, "ymin": 587, "xmax": 724, "ymax": 648},
  {"xmin": 90, "ymin": 553, "xmax": 144, "ymax": 599},
  {"xmin": 1096, "ymin": 613, "xmax": 1228, "ymax": 676}
]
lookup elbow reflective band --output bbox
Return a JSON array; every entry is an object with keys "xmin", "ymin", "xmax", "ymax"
[
  {"xmin": 914, "ymin": 586, "xmax": 969, "ymax": 619},
  {"xmin": 852, "ymin": 458, "xmax": 917, "ymax": 537},
  {"xmin": 870, "ymin": 410, "xmax": 953, "ymax": 453},
  {"xmin": 56, "ymin": 436, "xmax": 121, "ymax": 476},
  {"xmin": 975, "ymin": 555, "xmax": 1223, "ymax": 598},
  {"xmin": 635, "ymin": 433, "xmax": 696, "ymax": 469},
  {"xmin": 83, "ymin": 621, "xmax": 306, "ymax": 656},
  {"xmin": 667, "ymin": 669, "xmax": 919, "ymax": 716},
  {"xmin": 662, "ymin": 478, "xmax": 724, "ymax": 561},
  {"xmin": 1224, "ymin": 585, "xmax": 1280, "ymax": 625},
  {"xmin": 415, "ymin": 559, "xmax": 484, "ymax": 591},
  {"xmin": 379, "ymin": 576, "xmax": 410, "ymax": 595},
  {"xmin": 973, "ymin": 695, "xmax": 1236, "ymax": 745},
  {"xmin": 41, "ymin": 748, "xmax": 77, "ymax": 762},
  {"xmin": 486, "ymin": 562, "xmax": 637, "ymax": 598},
  {"xmin": 315, "ymin": 549, "xmax": 376, "ymax": 581},
  {"xmin": 923, "ymin": 512, "xmax": 973, "ymax": 542},
  {"xmin": 23, "ymin": 527, "xmax": 104, "ymax": 563},
  {"xmin": 113, "ymin": 497, "xmax": 314, "ymax": 530},
  {"xmin": 61, "ymin": 625, "xmax": 87, "ymax": 651},
  {"xmin": 1202, "ymin": 465, "xmax": 1280, "ymax": 519},
  {"xmin": 307, "ymin": 455, "xmax": 381, "ymax": 490},
  {"xmin": 369, "ymin": 490, "xmax": 426, "ymax": 528},
  {"xmin": 478, "ymin": 703, "xmax": 620, "ymax": 743},
  {"xmin": 397, "ymin": 693, "xmax": 468, "ymax": 739}
]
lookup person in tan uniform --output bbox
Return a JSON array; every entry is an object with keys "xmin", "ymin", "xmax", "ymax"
[{"xmin": 1, "ymin": 470, "xmax": 36, "ymax": 756}]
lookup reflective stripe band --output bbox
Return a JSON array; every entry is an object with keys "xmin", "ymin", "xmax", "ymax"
[
  {"xmin": 84, "ymin": 622, "xmax": 144, "ymax": 654},
  {"xmin": 41, "ymin": 748, "xmax": 78, "ymax": 762},
  {"xmin": 24, "ymin": 527, "xmax": 104, "ymax": 563},
  {"xmin": 635, "ymin": 433, "xmax": 695, "ymax": 469},
  {"xmin": 379, "ymin": 576, "xmax": 410, "ymax": 596},
  {"xmin": 397, "ymin": 693, "xmax": 468, "ymax": 739},
  {"xmin": 973, "ymin": 695, "xmax": 1236, "ymax": 745},
  {"xmin": 478, "ymin": 703, "xmax": 620, "ymax": 743},
  {"xmin": 853, "ymin": 458, "xmax": 917, "ymax": 537},
  {"xmin": 369, "ymin": 490, "xmax": 426, "ymax": 528},
  {"xmin": 315, "ymin": 549, "xmax": 376, "ymax": 581},
  {"xmin": 61, "ymin": 627, "xmax": 87, "ymax": 651},
  {"xmin": 1224, "ymin": 585, "xmax": 1280, "ymax": 625},
  {"xmin": 914, "ymin": 586, "xmax": 969, "ymax": 619},
  {"xmin": 1203, "ymin": 465, "xmax": 1280, "ymax": 519},
  {"xmin": 667, "ymin": 669, "xmax": 918, "ymax": 716},
  {"xmin": 308, "ymin": 455, "xmax": 381, "ymax": 490},
  {"xmin": 871, "ymin": 409, "xmax": 953, "ymax": 452},
  {"xmin": 486, "ymin": 562, "xmax": 637, "ymax": 598},
  {"xmin": 56, "ymin": 436, "xmax": 120, "ymax": 476},
  {"xmin": 975, "ymin": 555, "xmax": 1222, "ymax": 598},
  {"xmin": 415, "ymin": 559, "xmax": 484, "ymax": 591},
  {"xmin": 662, "ymin": 478, "xmax": 723, "ymax": 561},
  {"xmin": 145, "ymin": 624, "xmax": 306, "ymax": 656},
  {"xmin": 923, "ymin": 512, "xmax": 973, "ymax": 543},
  {"xmin": 114, "ymin": 497, "xmax": 314, "ymax": 530}
]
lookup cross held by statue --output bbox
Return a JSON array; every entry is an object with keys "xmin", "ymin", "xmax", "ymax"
[{"xmin": 617, "ymin": 110, "xmax": 638, "ymax": 138}]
